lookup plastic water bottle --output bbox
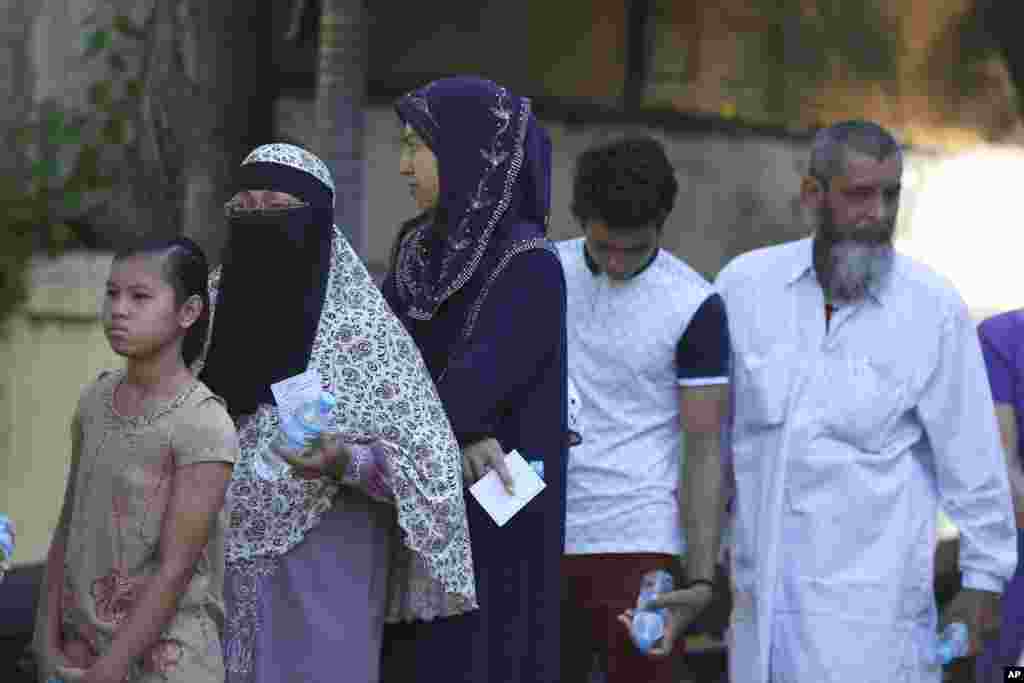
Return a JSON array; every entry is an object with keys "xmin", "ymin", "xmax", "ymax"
[
  {"xmin": 932, "ymin": 622, "xmax": 969, "ymax": 667},
  {"xmin": 528, "ymin": 459, "xmax": 544, "ymax": 480},
  {"xmin": 0, "ymin": 514, "xmax": 13, "ymax": 582},
  {"xmin": 630, "ymin": 569, "xmax": 674, "ymax": 653},
  {"xmin": 0, "ymin": 514, "xmax": 13, "ymax": 562},
  {"xmin": 254, "ymin": 391, "xmax": 338, "ymax": 481}
]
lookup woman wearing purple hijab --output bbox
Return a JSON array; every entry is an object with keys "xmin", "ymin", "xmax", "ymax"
[
  {"xmin": 976, "ymin": 309, "xmax": 1024, "ymax": 682},
  {"xmin": 379, "ymin": 77, "xmax": 568, "ymax": 683}
]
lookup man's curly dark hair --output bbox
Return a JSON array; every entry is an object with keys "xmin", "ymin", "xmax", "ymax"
[{"xmin": 570, "ymin": 136, "xmax": 679, "ymax": 232}]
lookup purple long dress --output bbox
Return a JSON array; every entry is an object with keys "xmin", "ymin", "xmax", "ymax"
[
  {"xmin": 224, "ymin": 492, "xmax": 394, "ymax": 683},
  {"xmin": 380, "ymin": 230, "xmax": 567, "ymax": 683},
  {"xmin": 976, "ymin": 309, "xmax": 1024, "ymax": 682},
  {"xmin": 379, "ymin": 77, "xmax": 568, "ymax": 683}
]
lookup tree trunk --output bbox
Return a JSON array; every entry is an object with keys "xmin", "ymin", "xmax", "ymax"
[
  {"xmin": 0, "ymin": 0, "xmax": 33, "ymax": 181},
  {"xmin": 69, "ymin": 0, "xmax": 273, "ymax": 258},
  {"xmin": 315, "ymin": 0, "xmax": 367, "ymax": 260},
  {"xmin": 977, "ymin": 0, "xmax": 1024, "ymax": 118},
  {"xmin": 174, "ymin": 0, "xmax": 275, "ymax": 265}
]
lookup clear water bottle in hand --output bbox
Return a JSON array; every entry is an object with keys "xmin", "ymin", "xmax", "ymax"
[
  {"xmin": 0, "ymin": 514, "xmax": 13, "ymax": 582},
  {"xmin": 630, "ymin": 569, "xmax": 674, "ymax": 653},
  {"xmin": 255, "ymin": 391, "xmax": 338, "ymax": 481},
  {"xmin": 932, "ymin": 622, "xmax": 969, "ymax": 668}
]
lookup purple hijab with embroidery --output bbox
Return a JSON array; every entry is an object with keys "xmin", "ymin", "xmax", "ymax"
[{"xmin": 393, "ymin": 76, "xmax": 552, "ymax": 321}]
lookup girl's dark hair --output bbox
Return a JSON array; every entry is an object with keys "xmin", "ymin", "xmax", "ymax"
[{"xmin": 113, "ymin": 236, "xmax": 211, "ymax": 367}]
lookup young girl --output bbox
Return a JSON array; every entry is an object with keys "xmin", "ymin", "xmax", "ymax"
[{"xmin": 33, "ymin": 237, "xmax": 239, "ymax": 683}]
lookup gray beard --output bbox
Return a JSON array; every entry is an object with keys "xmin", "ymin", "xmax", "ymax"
[
  {"xmin": 815, "ymin": 205, "xmax": 895, "ymax": 304},
  {"xmin": 824, "ymin": 240, "xmax": 894, "ymax": 304}
]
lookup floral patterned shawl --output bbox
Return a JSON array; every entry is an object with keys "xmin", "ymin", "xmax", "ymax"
[{"xmin": 192, "ymin": 144, "xmax": 476, "ymax": 622}]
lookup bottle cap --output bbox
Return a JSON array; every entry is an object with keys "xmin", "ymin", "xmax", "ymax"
[{"xmin": 633, "ymin": 634, "xmax": 656, "ymax": 653}]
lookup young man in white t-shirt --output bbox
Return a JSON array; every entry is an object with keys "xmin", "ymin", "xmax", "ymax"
[{"xmin": 557, "ymin": 137, "xmax": 730, "ymax": 683}]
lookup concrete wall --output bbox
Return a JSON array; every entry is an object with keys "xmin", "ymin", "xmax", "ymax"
[
  {"xmin": 279, "ymin": 98, "xmax": 815, "ymax": 282},
  {"xmin": 0, "ymin": 252, "xmax": 119, "ymax": 566},
  {"xmin": 281, "ymin": 98, "xmax": 987, "ymax": 299}
]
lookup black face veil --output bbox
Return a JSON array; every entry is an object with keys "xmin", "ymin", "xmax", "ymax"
[{"xmin": 199, "ymin": 150, "xmax": 335, "ymax": 417}]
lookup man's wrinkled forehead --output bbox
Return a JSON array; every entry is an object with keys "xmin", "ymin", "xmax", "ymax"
[{"xmin": 829, "ymin": 149, "xmax": 903, "ymax": 192}]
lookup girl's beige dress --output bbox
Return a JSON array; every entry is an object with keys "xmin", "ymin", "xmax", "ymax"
[{"xmin": 34, "ymin": 370, "xmax": 240, "ymax": 682}]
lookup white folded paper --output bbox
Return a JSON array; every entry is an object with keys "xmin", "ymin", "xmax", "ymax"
[
  {"xmin": 270, "ymin": 368, "xmax": 323, "ymax": 419},
  {"xmin": 469, "ymin": 450, "xmax": 546, "ymax": 527}
]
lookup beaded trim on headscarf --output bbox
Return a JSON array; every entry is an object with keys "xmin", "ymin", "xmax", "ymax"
[
  {"xmin": 241, "ymin": 143, "xmax": 336, "ymax": 207},
  {"xmin": 395, "ymin": 89, "xmax": 532, "ymax": 321},
  {"xmin": 403, "ymin": 90, "xmax": 438, "ymax": 148},
  {"xmin": 434, "ymin": 237, "xmax": 555, "ymax": 385},
  {"xmin": 393, "ymin": 232, "xmax": 557, "ymax": 388}
]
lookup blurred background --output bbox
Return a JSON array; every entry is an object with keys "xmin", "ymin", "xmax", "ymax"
[{"xmin": 2, "ymin": 1, "xmax": 1022, "ymax": 680}]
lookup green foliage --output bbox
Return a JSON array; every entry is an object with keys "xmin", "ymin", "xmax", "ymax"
[
  {"xmin": 113, "ymin": 13, "xmax": 147, "ymax": 41},
  {"xmin": 0, "ymin": 12, "xmax": 147, "ymax": 330},
  {"xmin": 84, "ymin": 29, "xmax": 112, "ymax": 58}
]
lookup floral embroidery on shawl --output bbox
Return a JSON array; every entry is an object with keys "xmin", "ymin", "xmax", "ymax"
[
  {"xmin": 342, "ymin": 440, "xmax": 396, "ymax": 502},
  {"xmin": 394, "ymin": 82, "xmax": 533, "ymax": 321},
  {"xmin": 196, "ymin": 227, "xmax": 476, "ymax": 623},
  {"xmin": 223, "ymin": 556, "xmax": 278, "ymax": 675}
]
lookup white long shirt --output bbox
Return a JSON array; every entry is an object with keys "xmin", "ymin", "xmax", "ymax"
[
  {"xmin": 558, "ymin": 238, "xmax": 725, "ymax": 556},
  {"xmin": 716, "ymin": 237, "xmax": 1017, "ymax": 683}
]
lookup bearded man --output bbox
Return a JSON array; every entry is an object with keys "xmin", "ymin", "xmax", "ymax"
[{"xmin": 651, "ymin": 120, "xmax": 1017, "ymax": 683}]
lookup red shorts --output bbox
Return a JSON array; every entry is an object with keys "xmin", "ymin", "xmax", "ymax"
[{"xmin": 561, "ymin": 553, "xmax": 682, "ymax": 683}]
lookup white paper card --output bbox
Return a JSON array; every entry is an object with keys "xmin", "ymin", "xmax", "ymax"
[
  {"xmin": 270, "ymin": 368, "xmax": 323, "ymax": 419},
  {"xmin": 468, "ymin": 450, "xmax": 546, "ymax": 527}
]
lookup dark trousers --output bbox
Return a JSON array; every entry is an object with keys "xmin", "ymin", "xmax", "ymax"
[{"xmin": 561, "ymin": 553, "xmax": 681, "ymax": 683}]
